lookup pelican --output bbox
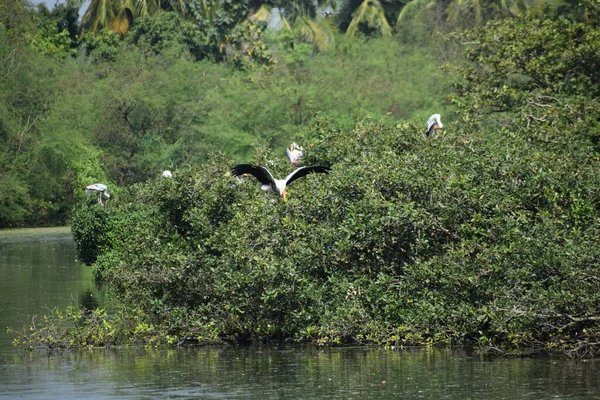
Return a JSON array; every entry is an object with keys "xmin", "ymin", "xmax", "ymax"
[
  {"xmin": 232, "ymin": 164, "xmax": 329, "ymax": 202},
  {"xmin": 85, "ymin": 183, "xmax": 110, "ymax": 205},
  {"xmin": 426, "ymin": 114, "xmax": 444, "ymax": 136},
  {"xmin": 162, "ymin": 170, "xmax": 173, "ymax": 178},
  {"xmin": 286, "ymin": 143, "xmax": 304, "ymax": 165}
]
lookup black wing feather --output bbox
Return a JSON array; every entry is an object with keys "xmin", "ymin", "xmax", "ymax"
[
  {"xmin": 232, "ymin": 164, "xmax": 275, "ymax": 186},
  {"xmin": 285, "ymin": 165, "xmax": 330, "ymax": 186}
]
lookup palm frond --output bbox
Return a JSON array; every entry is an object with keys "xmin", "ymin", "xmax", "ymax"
[
  {"xmin": 249, "ymin": 4, "xmax": 272, "ymax": 22},
  {"xmin": 297, "ymin": 16, "xmax": 335, "ymax": 50},
  {"xmin": 112, "ymin": 14, "xmax": 130, "ymax": 35},
  {"xmin": 346, "ymin": 0, "xmax": 392, "ymax": 36},
  {"xmin": 281, "ymin": 14, "xmax": 293, "ymax": 31},
  {"xmin": 396, "ymin": 0, "xmax": 436, "ymax": 26},
  {"xmin": 168, "ymin": 0, "xmax": 188, "ymax": 15},
  {"xmin": 67, "ymin": 0, "xmax": 87, "ymax": 9},
  {"xmin": 446, "ymin": 0, "xmax": 483, "ymax": 24},
  {"xmin": 81, "ymin": 0, "xmax": 117, "ymax": 32}
]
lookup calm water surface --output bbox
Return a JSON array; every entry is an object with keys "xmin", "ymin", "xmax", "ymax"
[
  {"xmin": 1, "ymin": 228, "xmax": 599, "ymax": 399},
  {"xmin": 0, "ymin": 227, "xmax": 101, "ymax": 351}
]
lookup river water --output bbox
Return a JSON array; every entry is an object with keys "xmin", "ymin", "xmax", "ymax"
[{"xmin": 1, "ymin": 228, "xmax": 599, "ymax": 399}]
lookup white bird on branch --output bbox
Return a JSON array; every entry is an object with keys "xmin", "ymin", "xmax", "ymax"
[
  {"xmin": 426, "ymin": 114, "xmax": 444, "ymax": 136},
  {"xmin": 286, "ymin": 142, "xmax": 304, "ymax": 165},
  {"xmin": 85, "ymin": 183, "xmax": 110, "ymax": 205}
]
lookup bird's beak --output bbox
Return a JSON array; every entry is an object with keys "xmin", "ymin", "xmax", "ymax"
[{"xmin": 282, "ymin": 190, "xmax": 288, "ymax": 202}]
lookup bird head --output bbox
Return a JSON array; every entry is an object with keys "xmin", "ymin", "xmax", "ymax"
[{"xmin": 291, "ymin": 142, "xmax": 304, "ymax": 152}]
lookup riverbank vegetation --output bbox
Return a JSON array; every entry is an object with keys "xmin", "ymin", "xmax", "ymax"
[{"xmin": 6, "ymin": 0, "xmax": 600, "ymax": 357}]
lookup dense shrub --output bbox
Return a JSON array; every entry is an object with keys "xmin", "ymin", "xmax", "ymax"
[{"xmin": 60, "ymin": 108, "xmax": 600, "ymax": 357}]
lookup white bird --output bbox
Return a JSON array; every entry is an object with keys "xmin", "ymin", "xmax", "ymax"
[
  {"xmin": 162, "ymin": 170, "xmax": 173, "ymax": 178},
  {"xmin": 85, "ymin": 183, "xmax": 110, "ymax": 205},
  {"xmin": 426, "ymin": 114, "xmax": 444, "ymax": 136},
  {"xmin": 286, "ymin": 143, "xmax": 304, "ymax": 165},
  {"xmin": 232, "ymin": 164, "xmax": 330, "ymax": 202}
]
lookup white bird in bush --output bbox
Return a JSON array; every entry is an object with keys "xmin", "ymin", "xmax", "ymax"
[
  {"xmin": 162, "ymin": 170, "xmax": 173, "ymax": 178},
  {"xmin": 426, "ymin": 114, "xmax": 444, "ymax": 136},
  {"xmin": 232, "ymin": 164, "xmax": 329, "ymax": 202},
  {"xmin": 85, "ymin": 183, "xmax": 110, "ymax": 205},
  {"xmin": 286, "ymin": 142, "xmax": 304, "ymax": 165}
]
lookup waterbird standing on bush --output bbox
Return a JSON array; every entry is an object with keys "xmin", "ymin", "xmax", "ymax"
[
  {"xmin": 426, "ymin": 114, "xmax": 444, "ymax": 136},
  {"xmin": 162, "ymin": 170, "xmax": 173, "ymax": 178},
  {"xmin": 286, "ymin": 143, "xmax": 304, "ymax": 165},
  {"xmin": 85, "ymin": 183, "xmax": 110, "ymax": 205},
  {"xmin": 232, "ymin": 164, "xmax": 330, "ymax": 202}
]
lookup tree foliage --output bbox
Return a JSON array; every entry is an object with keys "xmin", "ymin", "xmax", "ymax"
[
  {"xmin": 447, "ymin": 14, "xmax": 600, "ymax": 149},
  {"xmin": 0, "ymin": 0, "xmax": 452, "ymax": 227},
  {"xmin": 0, "ymin": 13, "xmax": 107, "ymax": 227}
]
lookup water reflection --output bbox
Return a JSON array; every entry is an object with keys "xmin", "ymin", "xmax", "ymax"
[
  {"xmin": 79, "ymin": 289, "xmax": 100, "ymax": 312},
  {"xmin": 0, "ymin": 227, "xmax": 103, "ymax": 352},
  {"xmin": 1, "ymin": 346, "xmax": 599, "ymax": 399},
  {"xmin": 1, "ymin": 228, "xmax": 600, "ymax": 399}
]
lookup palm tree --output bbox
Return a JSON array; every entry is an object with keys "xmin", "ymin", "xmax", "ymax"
[
  {"xmin": 67, "ymin": 0, "xmax": 129, "ymax": 34},
  {"xmin": 69, "ymin": 0, "xmax": 337, "ymax": 39},
  {"xmin": 345, "ymin": 0, "xmax": 393, "ymax": 36},
  {"xmin": 135, "ymin": 0, "xmax": 188, "ymax": 18},
  {"xmin": 336, "ymin": 0, "xmax": 401, "ymax": 37},
  {"xmin": 67, "ymin": 0, "xmax": 189, "ymax": 35},
  {"xmin": 395, "ymin": 0, "xmax": 443, "ymax": 28},
  {"xmin": 249, "ymin": 0, "xmax": 335, "ymax": 50},
  {"xmin": 336, "ymin": 0, "xmax": 554, "ymax": 38},
  {"xmin": 280, "ymin": 14, "xmax": 336, "ymax": 51},
  {"xmin": 396, "ymin": 0, "xmax": 545, "ymax": 30}
]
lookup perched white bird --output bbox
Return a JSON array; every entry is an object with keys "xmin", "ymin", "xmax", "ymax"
[
  {"xmin": 426, "ymin": 114, "xmax": 444, "ymax": 136},
  {"xmin": 162, "ymin": 170, "xmax": 173, "ymax": 178},
  {"xmin": 85, "ymin": 183, "xmax": 110, "ymax": 205},
  {"xmin": 232, "ymin": 164, "xmax": 329, "ymax": 202},
  {"xmin": 286, "ymin": 143, "xmax": 304, "ymax": 165}
]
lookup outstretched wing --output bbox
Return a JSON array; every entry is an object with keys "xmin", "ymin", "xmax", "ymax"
[
  {"xmin": 284, "ymin": 165, "xmax": 330, "ymax": 186},
  {"xmin": 231, "ymin": 164, "xmax": 275, "ymax": 186}
]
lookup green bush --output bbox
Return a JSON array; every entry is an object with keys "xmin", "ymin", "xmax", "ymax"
[{"xmin": 56, "ymin": 108, "xmax": 600, "ymax": 357}]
